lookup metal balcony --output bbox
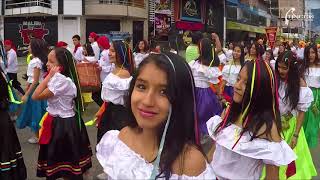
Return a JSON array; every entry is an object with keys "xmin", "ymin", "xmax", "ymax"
[
  {"xmin": 86, "ymin": 0, "xmax": 145, "ymax": 9},
  {"xmin": 5, "ymin": 0, "xmax": 52, "ymax": 9},
  {"xmin": 85, "ymin": 0, "xmax": 147, "ymax": 18},
  {"xmin": 4, "ymin": 0, "xmax": 53, "ymax": 15}
]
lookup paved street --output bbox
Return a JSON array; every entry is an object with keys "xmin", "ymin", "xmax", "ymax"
[{"xmin": 12, "ymin": 58, "xmax": 320, "ymax": 179}]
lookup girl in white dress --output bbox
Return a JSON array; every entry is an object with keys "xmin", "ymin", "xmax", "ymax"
[
  {"xmin": 16, "ymin": 39, "xmax": 48, "ymax": 144},
  {"xmin": 96, "ymin": 52, "xmax": 216, "ymax": 179},
  {"xmin": 303, "ymin": 45, "xmax": 320, "ymax": 148},
  {"xmin": 207, "ymin": 60, "xmax": 296, "ymax": 179},
  {"xmin": 96, "ymin": 40, "xmax": 135, "ymax": 143},
  {"xmin": 32, "ymin": 48, "xmax": 92, "ymax": 179},
  {"xmin": 133, "ymin": 40, "xmax": 149, "ymax": 68},
  {"xmin": 96, "ymin": 40, "xmax": 135, "ymax": 180},
  {"xmin": 220, "ymin": 44, "xmax": 244, "ymax": 103},
  {"xmin": 275, "ymin": 51, "xmax": 317, "ymax": 179}
]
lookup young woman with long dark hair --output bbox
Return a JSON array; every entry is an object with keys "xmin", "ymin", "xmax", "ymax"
[
  {"xmin": 133, "ymin": 40, "xmax": 149, "ymax": 68},
  {"xmin": 188, "ymin": 36, "xmax": 224, "ymax": 140},
  {"xmin": 96, "ymin": 52, "xmax": 216, "ymax": 179},
  {"xmin": 275, "ymin": 51, "xmax": 317, "ymax": 179},
  {"xmin": 32, "ymin": 48, "xmax": 92, "ymax": 179},
  {"xmin": 96, "ymin": 40, "xmax": 135, "ymax": 179},
  {"xmin": 207, "ymin": 60, "xmax": 296, "ymax": 179},
  {"xmin": 244, "ymin": 42, "xmax": 263, "ymax": 61},
  {"xmin": 303, "ymin": 45, "xmax": 320, "ymax": 148},
  {"xmin": 220, "ymin": 43, "xmax": 244, "ymax": 103},
  {"xmin": 16, "ymin": 38, "xmax": 48, "ymax": 144}
]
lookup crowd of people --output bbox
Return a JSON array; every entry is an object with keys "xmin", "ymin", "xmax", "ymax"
[{"xmin": 0, "ymin": 30, "xmax": 319, "ymax": 180}]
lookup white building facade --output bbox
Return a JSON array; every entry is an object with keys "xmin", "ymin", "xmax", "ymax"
[{"xmin": 1, "ymin": 0, "xmax": 148, "ymax": 52}]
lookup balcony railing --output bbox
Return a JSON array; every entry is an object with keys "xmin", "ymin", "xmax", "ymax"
[
  {"xmin": 86, "ymin": 0, "xmax": 145, "ymax": 9},
  {"xmin": 5, "ymin": 0, "xmax": 52, "ymax": 9}
]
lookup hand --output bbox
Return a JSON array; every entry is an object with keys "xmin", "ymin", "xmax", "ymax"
[
  {"xmin": 96, "ymin": 64, "xmax": 102, "ymax": 71},
  {"xmin": 290, "ymin": 136, "xmax": 297, "ymax": 149},
  {"xmin": 48, "ymin": 66, "xmax": 60, "ymax": 77},
  {"xmin": 21, "ymin": 95, "xmax": 28, "ymax": 103},
  {"xmin": 211, "ymin": 33, "xmax": 219, "ymax": 40}
]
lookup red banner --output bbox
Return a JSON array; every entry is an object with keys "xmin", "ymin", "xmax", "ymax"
[{"xmin": 265, "ymin": 27, "xmax": 277, "ymax": 49}]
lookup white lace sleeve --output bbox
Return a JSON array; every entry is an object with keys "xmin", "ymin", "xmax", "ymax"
[{"xmin": 297, "ymin": 87, "xmax": 314, "ymax": 112}]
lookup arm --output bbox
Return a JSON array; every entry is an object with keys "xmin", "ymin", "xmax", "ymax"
[
  {"xmin": 6, "ymin": 51, "xmax": 16, "ymax": 69},
  {"xmin": 212, "ymin": 33, "xmax": 222, "ymax": 53},
  {"xmin": 21, "ymin": 67, "xmax": 40, "ymax": 102},
  {"xmin": 265, "ymin": 164, "xmax": 279, "ymax": 180},
  {"xmin": 32, "ymin": 71, "xmax": 55, "ymax": 100},
  {"xmin": 290, "ymin": 110, "xmax": 305, "ymax": 148}
]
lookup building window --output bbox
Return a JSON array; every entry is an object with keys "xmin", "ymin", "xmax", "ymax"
[{"xmin": 5, "ymin": 0, "xmax": 52, "ymax": 9}]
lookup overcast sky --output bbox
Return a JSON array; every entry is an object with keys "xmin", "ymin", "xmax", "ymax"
[{"xmin": 306, "ymin": 0, "xmax": 320, "ymax": 9}]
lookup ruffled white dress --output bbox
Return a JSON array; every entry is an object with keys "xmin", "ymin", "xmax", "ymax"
[
  {"xmin": 221, "ymin": 64, "xmax": 241, "ymax": 87},
  {"xmin": 277, "ymin": 82, "xmax": 317, "ymax": 179},
  {"xmin": 188, "ymin": 60, "xmax": 222, "ymax": 135},
  {"xmin": 303, "ymin": 67, "xmax": 320, "ymax": 148},
  {"xmin": 96, "ymin": 130, "xmax": 216, "ymax": 179},
  {"xmin": 207, "ymin": 116, "xmax": 296, "ymax": 179},
  {"xmin": 97, "ymin": 73, "xmax": 133, "ymax": 142}
]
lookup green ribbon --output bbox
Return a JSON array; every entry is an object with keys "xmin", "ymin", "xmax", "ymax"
[{"xmin": 8, "ymin": 80, "xmax": 22, "ymax": 104}]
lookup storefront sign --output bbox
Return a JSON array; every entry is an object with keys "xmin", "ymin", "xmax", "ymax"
[
  {"xmin": 265, "ymin": 27, "xmax": 277, "ymax": 49},
  {"xmin": 4, "ymin": 17, "xmax": 58, "ymax": 48},
  {"xmin": 175, "ymin": 21, "xmax": 204, "ymax": 31},
  {"xmin": 226, "ymin": 21, "xmax": 265, "ymax": 34},
  {"xmin": 155, "ymin": 0, "xmax": 171, "ymax": 14},
  {"xmin": 155, "ymin": 13, "xmax": 171, "ymax": 37},
  {"xmin": 19, "ymin": 21, "xmax": 49, "ymax": 45},
  {"xmin": 180, "ymin": 0, "xmax": 202, "ymax": 22}
]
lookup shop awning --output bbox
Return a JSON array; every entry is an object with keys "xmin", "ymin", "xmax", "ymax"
[
  {"xmin": 226, "ymin": 0, "xmax": 239, "ymax": 5},
  {"xmin": 226, "ymin": 21, "xmax": 265, "ymax": 34}
]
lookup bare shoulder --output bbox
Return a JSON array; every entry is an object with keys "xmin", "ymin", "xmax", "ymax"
[
  {"xmin": 257, "ymin": 121, "xmax": 281, "ymax": 142},
  {"xmin": 117, "ymin": 69, "xmax": 131, "ymax": 79},
  {"xmin": 300, "ymin": 78, "xmax": 307, "ymax": 87},
  {"xmin": 118, "ymin": 126, "xmax": 132, "ymax": 142},
  {"xmin": 172, "ymin": 144, "xmax": 207, "ymax": 176}
]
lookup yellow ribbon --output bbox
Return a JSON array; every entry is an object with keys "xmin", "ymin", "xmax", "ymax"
[{"xmin": 8, "ymin": 80, "xmax": 22, "ymax": 104}]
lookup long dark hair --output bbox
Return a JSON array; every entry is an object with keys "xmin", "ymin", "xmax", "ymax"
[
  {"xmin": 304, "ymin": 45, "xmax": 319, "ymax": 74},
  {"xmin": 112, "ymin": 40, "xmax": 135, "ymax": 75},
  {"xmin": 126, "ymin": 52, "xmax": 202, "ymax": 179},
  {"xmin": 198, "ymin": 38, "xmax": 220, "ymax": 67},
  {"xmin": 83, "ymin": 43, "xmax": 95, "ymax": 57},
  {"xmin": 30, "ymin": 38, "xmax": 48, "ymax": 72},
  {"xmin": 248, "ymin": 42, "xmax": 264, "ymax": 59},
  {"xmin": 233, "ymin": 43, "xmax": 245, "ymax": 66},
  {"xmin": 215, "ymin": 60, "xmax": 282, "ymax": 141},
  {"xmin": 135, "ymin": 40, "xmax": 149, "ymax": 53},
  {"xmin": 54, "ymin": 48, "xmax": 84, "ymax": 113},
  {"xmin": 275, "ymin": 51, "xmax": 301, "ymax": 110}
]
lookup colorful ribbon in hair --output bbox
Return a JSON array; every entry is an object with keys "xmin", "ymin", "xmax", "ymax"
[{"xmin": 64, "ymin": 51, "xmax": 84, "ymax": 131}]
